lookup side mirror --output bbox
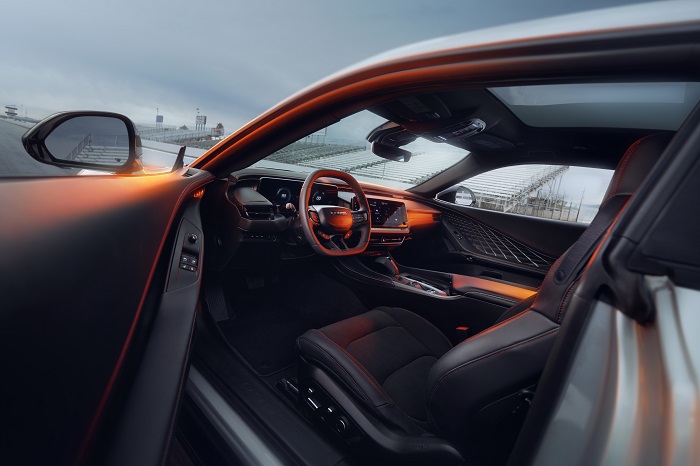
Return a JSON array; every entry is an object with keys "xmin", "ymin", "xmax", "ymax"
[
  {"xmin": 22, "ymin": 111, "xmax": 143, "ymax": 174},
  {"xmin": 371, "ymin": 141, "xmax": 412, "ymax": 163},
  {"xmin": 437, "ymin": 185, "xmax": 477, "ymax": 206}
]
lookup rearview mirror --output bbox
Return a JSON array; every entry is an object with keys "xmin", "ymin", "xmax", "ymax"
[
  {"xmin": 367, "ymin": 120, "xmax": 415, "ymax": 163},
  {"xmin": 22, "ymin": 111, "xmax": 142, "ymax": 174},
  {"xmin": 371, "ymin": 141, "xmax": 412, "ymax": 163}
]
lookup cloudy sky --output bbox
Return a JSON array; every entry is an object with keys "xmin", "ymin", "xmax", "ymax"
[{"xmin": 2, "ymin": 0, "xmax": 656, "ymax": 131}]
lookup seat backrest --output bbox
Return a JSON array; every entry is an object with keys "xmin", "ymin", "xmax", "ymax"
[{"xmin": 426, "ymin": 133, "xmax": 672, "ymax": 451}]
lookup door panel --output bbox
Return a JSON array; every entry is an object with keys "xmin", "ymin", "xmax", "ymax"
[
  {"xmin": 394, "ymin": 202, "xmax": 586, "ymax": 287},
  {"xmin": 454, "ymin": 204, "xmax": 587, "ymax": 258},
  {"xmin": 0, "ymin": 169, "xmax": 213, "ymax": 466}
]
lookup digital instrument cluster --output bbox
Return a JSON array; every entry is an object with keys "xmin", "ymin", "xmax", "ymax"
[{"xmin": 258, "ymin": 177, "xmax": 339, "ymax": 210}]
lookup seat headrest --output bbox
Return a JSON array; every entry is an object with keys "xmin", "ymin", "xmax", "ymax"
[{"xmin": 602, "ymin": 133, "xmax": 672, "ymax": 204}]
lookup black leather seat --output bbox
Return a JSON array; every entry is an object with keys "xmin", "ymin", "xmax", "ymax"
[{"xmin": 296, "ymin": 133, "xmax": 671, "ymax": 462}]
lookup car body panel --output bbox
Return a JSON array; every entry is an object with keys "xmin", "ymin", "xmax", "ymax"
[{"xmin": 532, "ymin": 278, "xmax": 700, "ymax": 466}]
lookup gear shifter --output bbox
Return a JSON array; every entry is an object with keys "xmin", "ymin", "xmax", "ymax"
[
  {"xmin": 374, "ymin": 255, "xmax": 400, "ymax": 281},
  {"xmin": 374, "ymin": 255, "xmax": 448, "ymax": 296}
]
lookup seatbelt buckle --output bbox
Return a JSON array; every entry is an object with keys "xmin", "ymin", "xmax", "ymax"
[{"xmin": 454, "ymin": 326, "xmax": 470, "ymax": 341}]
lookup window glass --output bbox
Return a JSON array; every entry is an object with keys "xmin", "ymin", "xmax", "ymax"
[
  {"xmin": 489, "ymin": 82, "xmax": 700, "ymax": 130},
  {"xmin": 449, "ymin": 164, "xmax": 614, "ymax": 223}
]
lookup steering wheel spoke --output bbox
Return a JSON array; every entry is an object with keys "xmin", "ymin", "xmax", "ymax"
[
  {"xmin": 351, "ymin": 209, "xmax": 369, "ymax": 228},
  {"xmin": 325, "ymin": 236, "xmax": 343, "ymax": 251},
  {"xmin": 312, "ymin": 230, "xmax": 349, "ymax": 252},
  {"xmin": 307, "ymin": 207, "xmax": 321, "ymax": 226}
]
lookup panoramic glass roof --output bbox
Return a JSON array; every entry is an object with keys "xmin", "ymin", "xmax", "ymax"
[{"xmin": 489, "ymin": 82, "xmax": 700, "ymax": 130}]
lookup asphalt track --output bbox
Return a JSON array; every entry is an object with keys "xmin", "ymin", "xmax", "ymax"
[{"xmin": 0, "ymin": 119, "xmax": 78, "ymax": 176}]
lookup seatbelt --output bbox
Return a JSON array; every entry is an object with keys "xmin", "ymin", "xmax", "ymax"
[{"xmin": 552, "ymin": 195, "xmax": 628, "ymax": 286}]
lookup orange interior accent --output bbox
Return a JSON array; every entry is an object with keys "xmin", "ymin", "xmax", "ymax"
[
  {"xmin": 452, "ymin": 274, "xmax": 536, "ymax": 301},
  {"xmin": 406, "ymin": 210, "xmax": 439, "ymax": 229}
]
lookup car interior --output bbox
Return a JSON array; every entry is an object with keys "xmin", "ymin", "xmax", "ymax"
[
  {"xmin": 4, "ymin": 7, "xmax": 700, "ymax": 466},
  {"xmin": 182, "ymin": 83, "xmax": 695, "ymax": 465}
]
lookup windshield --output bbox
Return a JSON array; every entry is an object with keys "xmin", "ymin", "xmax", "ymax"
[{"xmin": 252, "ymin": 111, "xmax": 469, "ymax": 190}]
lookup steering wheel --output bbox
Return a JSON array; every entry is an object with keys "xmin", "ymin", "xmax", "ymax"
[{"xmin": 298, "ymin": 169, "xmax": 371, "ymax": 256}]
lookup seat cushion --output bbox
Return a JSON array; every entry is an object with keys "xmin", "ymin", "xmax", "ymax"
[{"xmin": 297, "ymin": 306, "xmax": 451, "ymax": 432}]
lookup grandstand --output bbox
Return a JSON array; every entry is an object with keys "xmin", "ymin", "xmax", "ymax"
[
  {"xmin": 63, "ymin": 132, "xmax": 131, "ymax": 165},
  {"xmin": 263, "ymin": 141, "xmax": 462, "ymax": 186},
  {"xmin": 73, "ymin": 146, "xmax": 130, "ymax": 164},
  {"xmin": 136, "ymin": 124, "xmax": 215, "ymax": 145},
  {"xmin": 267, "ymin": 141, "xmax": 366, "ymax": 165},
  {"xmin": 460, "ymin": 165, "xmax": 584, "ymax": 221},
  {"xmin": 462, "ymin": 165, "xmax": 567, "ymax": 212},
  {"xmin": 260, "ymin": 141, "xmax": 581, "ymax": 221}
]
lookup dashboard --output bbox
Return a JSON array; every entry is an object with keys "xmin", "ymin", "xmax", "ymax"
[
  {"xmin": 223, "ymin": 173, "xmax": 429, "ymax": 253},
  {"xmin": 256, "ymin": 176, "xmax": 409, "ymax": 230},
  {"xmin": 205, "ymin": 170, "xmax": 442, "ymax": 269}
]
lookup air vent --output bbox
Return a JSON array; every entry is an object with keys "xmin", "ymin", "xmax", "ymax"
[
  {"xmin": 182, "ymin": 169, "xmax": 197, "ymax": 177},
  {"xmin": 243, "ymin": 205, "xmax": 274, "ymax": 220},
  {"xmin": 443, "ymin": 212, "xmax": 555, "ymax": 269}
]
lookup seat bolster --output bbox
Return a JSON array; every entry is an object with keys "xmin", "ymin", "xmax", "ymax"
[
  {"xmin": 297, "ymin": 329, "xmax": 390, "ymax": 409},
  {"xmin": 427, "ymin": 310, "xmax": 559, "ymax": 440}
]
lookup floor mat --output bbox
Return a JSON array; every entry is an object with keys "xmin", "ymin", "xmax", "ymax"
[
  {"xmin": 219, "ymin": 306, "xmax": 311, "ymax": 376},
  {"xmin": 218, "ymin": 271, "xmax": 367, "ymax": 377}
]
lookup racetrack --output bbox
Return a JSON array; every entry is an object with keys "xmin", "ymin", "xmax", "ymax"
[{"xmin": 0, "ymin": 119, "xmax": 77, "ymax": 176}]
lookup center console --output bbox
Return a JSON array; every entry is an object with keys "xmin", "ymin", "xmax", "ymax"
[{"xmin": 365, "ymin": 253, "xmax": 536, "ymax": 306}]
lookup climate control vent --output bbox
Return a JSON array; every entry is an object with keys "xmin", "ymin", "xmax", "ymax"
[{"xmin": 243, "ymin": 205, "xmax": 274, "ymax": 220}]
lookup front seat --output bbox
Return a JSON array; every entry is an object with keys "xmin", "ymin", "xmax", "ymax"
[{"xmin": 296, "ymin": 133, "xmax": 671, "ymax": 463}]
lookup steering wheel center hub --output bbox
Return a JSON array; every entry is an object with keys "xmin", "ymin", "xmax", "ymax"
[{"xmin": 314, "ymin": 206, "xmax": 353, "ymax": 233}]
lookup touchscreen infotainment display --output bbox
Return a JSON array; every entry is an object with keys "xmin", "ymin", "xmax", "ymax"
[{"xmin": 368, "ymin": 199, "xmax": 408, "ymax": 228}]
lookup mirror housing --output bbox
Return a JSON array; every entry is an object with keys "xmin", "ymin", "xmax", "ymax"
[
  {"xmin": 437, "ymin": 185, "xmax": 477, "ymax": 206},
  {"xmin": 22, "ymin": 111, "xmax": 143, "ymax": 174}
]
